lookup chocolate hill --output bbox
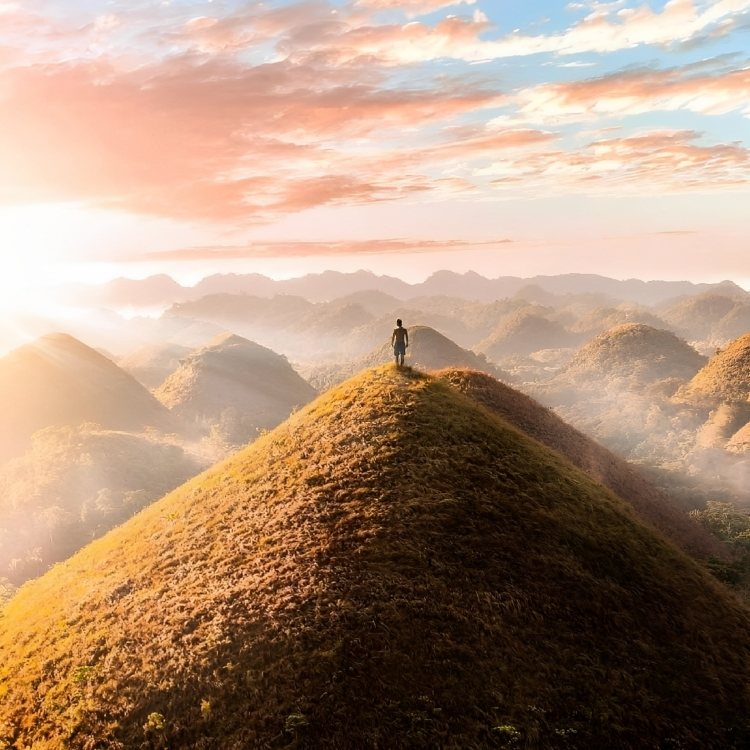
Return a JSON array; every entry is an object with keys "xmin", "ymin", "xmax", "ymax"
[
  {"xmin": 305, "ymin": 325, "xmax": 502, "ymax": 390},
  {"xmin": 0, "ymin": 333, "xmax": 179, "ymax": 464},
  {"xmin": 659, "ymin": 292, "xmax": 750, "ymax": 343},
  {"xmin": 119, "ymin": 341, "xmax": 192, "ymax": 390},
  {"xmin": 571, "ymin": 306, "xmax": 673, "ymax": 337},
  {"xmin": 2, "ymin": 366, "xmax": 750, "ymax": 748},
  {"xmin": 550, "ymin": 323, "xmax": 706, "ymax": 391},
  {"xmin": 154, "ymin": 332, "xmax": 317, "ymax": 444},
  {"xmin": 476, "ymin": 309, "xmax": 576, "ymax": 360},
  {"xmin": 674, "ymin": 333, "xmax": 750, "ymax": 408},
  {"xmin": 436, "ymin": 368, "xmax": 723, "ymax": 560}
]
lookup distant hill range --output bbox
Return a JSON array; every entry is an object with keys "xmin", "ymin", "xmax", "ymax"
[
  {"xmin": 2, "ymin": 365, "xmax": 749, "ymax": 747},
  {"xmin": 155, "ymin": 333, "xmax": 317, "ymax": 446},
  {"xmin": 54, "ymin": 270, "xmax": 747, "ymax": 309},
  {"xmin": 0, "ymin": 333, "xmax": 181, "ymax": 464}
]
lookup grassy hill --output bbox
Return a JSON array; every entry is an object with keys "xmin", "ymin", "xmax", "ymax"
[
  {"xmin": 0, "ymin": 333, "xmax": 180, "ymax": 464},
  {"xmin": 2, "ymin": 366, "xmax": 750, "ymax": 747},
  {"xmin": 437, "ymin": 368, "xmax": 724, "ymax": 560},
  {"xmin": 0, "ymin": 424, "xmax": 203, "ymax": 586},
  {"xmin": 118, "ymin": 341, "xmax": 192, "ymax": 390},
  {"xmin": 571, "ymin": 306, "xmax": 673, "ymax": 337},
  {"xmin": 155, "ymin": 332, "xmax": 317, "ymax": 446},
  {"xmin": 549, "ymin": 323, "xmax": 706, "ymax": 392},
  {"xmin": 305, "ymin": 325, "xmax": 502, "ymax": 390},
  {"xmin": 674, "ymin": 333, "xmax": 750, "ymax": 409},
  {"xmin": 476, "ymin": 310, "xmax": 577, "ymax": 360}
]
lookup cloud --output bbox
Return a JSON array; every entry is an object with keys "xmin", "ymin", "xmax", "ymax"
[
  {"xmin": 131, "ymin": 237, "xmax": 512, "ymax": 261},
  {"xmin": 482, "ymin": 129, "xmax": 750, "ymax": 195},
  {"xmin": 355, "ymin": 0, "xmax": 476, "ymax": 18},
  {"xmin": 0, "ymin": 57, "xmax": 498, "ymax": 221},
  {"xmin": 514, "ymin": 62, "xmax": 750, "ymax": 123},
  {"xmin": 281, "ymin": 0, "xmax": 750, "ymax": 66}
]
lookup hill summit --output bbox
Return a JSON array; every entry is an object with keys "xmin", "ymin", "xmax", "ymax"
[
  {"xmin": 154, "ymin": 332, "xmax": 317, "ymax": 445},
  {"xmin": 674, "ymin": 332, "xmax": 750, "ymax": 408},
  {"xmin": 0, "ymin": 333, "xmax": 178, "ymax": 463},
  {"xmin": 556, "ymin": 323, "xmax": 706, "ymax": 386},
  {"xmin": 1, "ymin": 366, "xmax": 749, "ymax": 748}
]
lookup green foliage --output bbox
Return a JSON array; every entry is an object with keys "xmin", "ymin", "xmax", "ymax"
[
  {"xmin": 144, "ymin": 712, "xmax": 165, "ymax": 732},
  {"xmin": 71, "ymin": 665, "xmax": 96, "ymax": 684},
  {"xmin": 0, "ymin": 424, "xmax": 203, "ymax": 586},
  {"xmin": 691, "ymin": 501, "xmax": 750, "ymax": 544}
]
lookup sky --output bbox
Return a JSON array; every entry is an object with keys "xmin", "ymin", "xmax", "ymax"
[{"xmin": 1, "ymin": 0, "xmax": 749, "ymax": 295}]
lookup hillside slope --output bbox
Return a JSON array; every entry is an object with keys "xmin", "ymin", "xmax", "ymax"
[
  {"xmin": 476, "ymin": 310, "xmax": 576, "ymax": 360},
  {"xmin": 155, "ymin": 332, "xmax": 317, "ymax": 444},
  {"xmin": 0, "ymin": 333, "xmax": 180, "ymax": 463},
  {"xmin": 437, "ymin": 368, "xmax": 724, "ymax": 559},
  {"xmin": 674, "ymin": 333, "xmax": 750, "ymax": 408},
  {"xmin": 1, "ymin": 366, "xmax": 750, "ymax": 748}
]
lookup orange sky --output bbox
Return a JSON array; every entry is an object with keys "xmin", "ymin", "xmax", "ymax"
[{"xmin": 0, "ymin": 0, "xmax": 749, "ymax": 292}]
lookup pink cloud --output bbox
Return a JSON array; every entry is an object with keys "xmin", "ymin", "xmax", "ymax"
[
  {"xmin": 515, "ymin": 64, "xmax": 750, "ymax": 122},
  {"xmin": 131, "ymin": 237, "xmax": 512, "ymax": 261},
  {"xmin": 482, "ymin": 130, "xmax": 750, "ymax": 195}
]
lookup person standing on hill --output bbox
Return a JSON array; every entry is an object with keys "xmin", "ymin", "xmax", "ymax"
[{"xmin": 392, "ymin": 319, "xmax": 409, "ymax": 366}]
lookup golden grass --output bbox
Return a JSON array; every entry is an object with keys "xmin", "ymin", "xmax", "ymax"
[{"xmin": 1, "ymin": 365, "xmax": 750, "ymax": 748}]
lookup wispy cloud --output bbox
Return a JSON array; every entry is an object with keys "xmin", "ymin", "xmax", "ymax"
[
  {"xmin": 130, "ymin": 237, "xmax": 513, "ymax": 261},
  {"xmin": 514, "ymin": 61, "xmax": 750, "ymax": 123}
]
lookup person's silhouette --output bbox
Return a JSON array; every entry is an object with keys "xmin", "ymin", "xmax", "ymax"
[{"xmin": 391, "ymin": 319, "xmax": 408, "ymax": 366}]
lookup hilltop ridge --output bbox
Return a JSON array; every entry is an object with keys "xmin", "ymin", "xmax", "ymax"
[{"xmin": 1, "ymin": 366, "xmax": 749, "ymax": 748}]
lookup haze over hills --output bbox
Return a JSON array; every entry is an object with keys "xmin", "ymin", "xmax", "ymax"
[
  {"xmin": 0, "ymin": 424, "xmax": 203, "ymax": 586},
  {"xmin": 476, "ymin": 309, "xmax": 578, "ymax": 360},
  {"xmin": 118, "ymin": 341, "xmax": 193, "ymax": 390},
  {"xmin": 155, "ymin": 332, "xmax": 317, "ymax": 447},
  {"xmin": 0, "ymin": 333, "xmax": 181, "ymax": 464},
  {"xmin": 2, "ymin": 366, "xmax": 750, "ymax": 748},
  {"xmin": 54, "ymin": 270, "xmax": 747, "ymax": 310}
]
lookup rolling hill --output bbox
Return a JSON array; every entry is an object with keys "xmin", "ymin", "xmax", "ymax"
[
  {"xmin": 118, "ymin": 341, "xmax": 193, "ymax": 390},
  {"xmin": 476, "ymin": 310, "xmax": 577, "ymax": 360},
  {"xmin": 154, "ymin": 332, "xmax": 317, "ymax": 445},
  {"xmin": 1, "ymin": 366, "xmax": 750, "ymax": 747},
  {"xmin": 673, "ymin": 332, "xmax": 750, "ymax": 409},
  {"xmin": 0, "ymin": 333, "xmax": 180, "ymax": 464},
  {"xmin": 548, "ymin": 323, "xmax": 706, "ymax": 392}
]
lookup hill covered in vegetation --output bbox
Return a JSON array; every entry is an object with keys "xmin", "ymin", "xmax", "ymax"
[
  {"xmin": 0, "ymin": 333, "xmax": 180, "ymax": 464},
  {"xmin": 674, "ymin": 332, "xmax": 750, "ymax": 409},
  {"xmin": 0, "ymin": 424, "xmax": 203, "ymax": 585},
  {"xmin": 1, "ymin": 366, "xmax": 750, "ymax": 748},
  {"xmin": 155, "ymin": 332, "xmax": 317, "ymax": 446}
]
